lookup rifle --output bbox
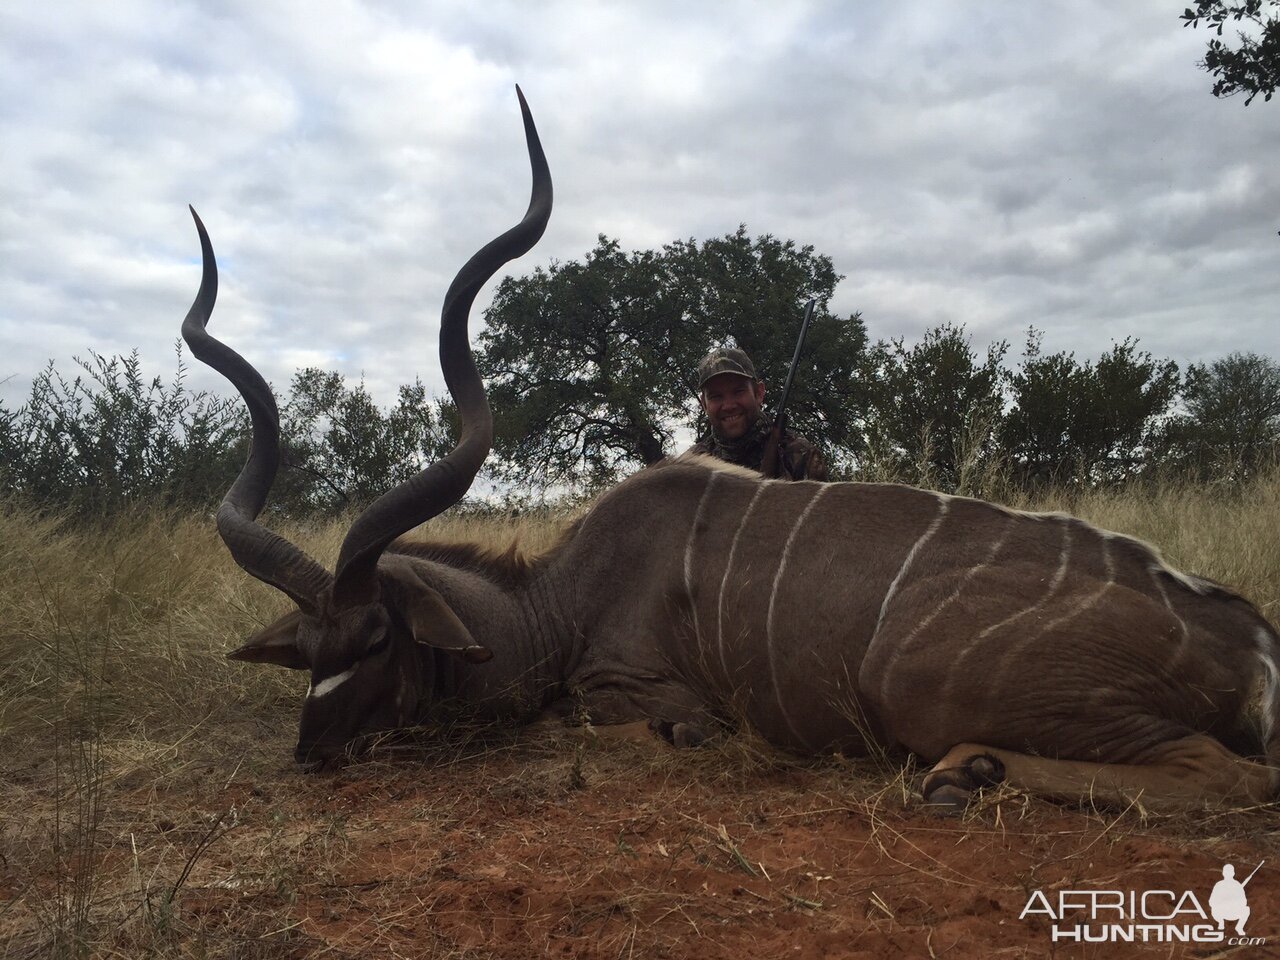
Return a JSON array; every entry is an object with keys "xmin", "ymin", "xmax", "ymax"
[
  {"xmin": 759, "ymin": 298, "xmax": 816, "ymax": 478},
  {"xmin": 1241, "ymin": 860, "xmax": 1265, "ymax": 887}
]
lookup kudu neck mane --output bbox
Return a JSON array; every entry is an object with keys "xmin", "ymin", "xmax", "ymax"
[{"xmin": 387, "ymin": 518, "xmax": 583, "ymax": 589}]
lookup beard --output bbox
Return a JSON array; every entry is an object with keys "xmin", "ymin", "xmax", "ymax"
[{"xmin": 706, "ymin": 414, "xmax": 772, "ymax": 464}]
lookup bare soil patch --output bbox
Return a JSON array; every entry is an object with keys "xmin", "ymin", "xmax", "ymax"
[{"xmin": 5, "ymin": 722, "xmax": 1277, "ymax": 959}]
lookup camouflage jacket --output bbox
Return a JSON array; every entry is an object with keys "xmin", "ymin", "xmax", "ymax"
[{"xmin": 685, "ymin": 417, "xmax": 828, "ymax": 482}]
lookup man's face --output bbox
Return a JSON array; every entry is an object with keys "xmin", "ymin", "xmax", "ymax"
[{"xmin": 700, "ymin": 373, "xmax": 765, "ymax": 440}]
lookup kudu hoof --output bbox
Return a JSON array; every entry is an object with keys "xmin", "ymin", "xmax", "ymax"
[
  {"xmin": 921, "ymin": 752, "xmax": 1007, "ymax": 814},
  {"xmin": 649, "ymin": 718, "xmax": 711, "ymax": 749}
]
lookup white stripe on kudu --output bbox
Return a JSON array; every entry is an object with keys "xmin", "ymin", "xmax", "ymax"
[
  {"xmin": 873, "ymin": 494, "xmax": 951, "ymax": 639},
  {"xmin": 893, "ymin": 516, "xmax": 1015, "ymax": 653},
  {"xmin": 308, "ymin": 664, "xmax": 357, "ymax": 699},
  {"xmin": 936, "ymin": 515, "xmax": 1075, "ymax": 721},
  {"xmin": 682, "ymin": 471, "xmax": 719, "ymax": 646},
  {"xmin": 973, "ymin": 516, "xmax": 1075, "ymax": 643},
  {"xmin": 765, "ymin": 483, "xmax": 831, "ymax": 748},
  {"xmin": 717, "ymin": 480, "xmax": 770, "ymax": 682},
  {"xmin": 1149, "ymin": 563, "xmax": 1191, "ymax": 641},
  {"xmin": 1034, "ymin": 532, "xmax": 1114, "ymax": 638},
  {"xmin": 1254, "ymin": 628, "xmax": 1279, "ymax": 749},
  {"xmin": 981, "ymin": 528, "xmax": 1117, "ymax": 709}
]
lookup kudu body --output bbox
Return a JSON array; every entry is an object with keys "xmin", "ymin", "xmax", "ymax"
[{"xmin": 182, "ymin": 90, "xmax": 1280, "ymax": 810}]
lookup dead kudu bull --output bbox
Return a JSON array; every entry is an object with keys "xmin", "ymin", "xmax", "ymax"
[{"xmin": 181, "ymin": 89, "xmax": 1280, "ymax": 812}]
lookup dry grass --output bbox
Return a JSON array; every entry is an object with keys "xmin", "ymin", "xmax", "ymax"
[
  {"xmin": 2, "ymin": 474, "xmax": 1280, "ymax": 957},
  {"xmin": 998, "ymin": 474, "xmax": 1280, "ymax": 613},
  {"xmin": 0, "ymin": 502, "xmax": 569, "ymax": 958}
]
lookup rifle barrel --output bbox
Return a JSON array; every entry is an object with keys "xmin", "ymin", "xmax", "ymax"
[
  {"xmin": 775, "ymin": 298, "xmax": 816, "ymax": 424},
  {"xmin": 1241, "ymin": 859, "xmax": 1265, "ymax": 886}
]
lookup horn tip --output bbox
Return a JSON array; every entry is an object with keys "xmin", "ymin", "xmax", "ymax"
[{"xmin": 189, "ymin": 205, "xmax": 209, "ymax": 238}]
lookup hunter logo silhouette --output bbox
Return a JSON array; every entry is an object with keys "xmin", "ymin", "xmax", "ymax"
[{"xmin": 1209, "ymin": 861, "xmax": 1263, "ymax": 937}]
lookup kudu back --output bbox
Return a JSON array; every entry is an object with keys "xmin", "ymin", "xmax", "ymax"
[{"xmin": 182, "ymin": 89, "xmax": 1280, "ymax": 811}]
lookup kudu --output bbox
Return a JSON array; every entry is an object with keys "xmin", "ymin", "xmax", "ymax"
[{"xmin": 182, "ymin": 89, "xmax": 1280, "ymax": 811}]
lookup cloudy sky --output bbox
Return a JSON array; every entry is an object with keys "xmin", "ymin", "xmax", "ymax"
[{"xmin": 2, "ymin": 1, "xmax": 1277, "ymax": 418}]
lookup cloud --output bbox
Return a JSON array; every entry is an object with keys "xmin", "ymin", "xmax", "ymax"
[{"xmin": 2, "ymin": 0, "xmax": 1278, "ymax": 427}]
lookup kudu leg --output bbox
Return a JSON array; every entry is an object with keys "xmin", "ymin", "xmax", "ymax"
[
  {"xmin": 558, "ymin": 668, "xmax": 723, "ymax": 747},
  {"xmin": 921, "ymin": 734, "xmax": 1278, "ymax": 813}
]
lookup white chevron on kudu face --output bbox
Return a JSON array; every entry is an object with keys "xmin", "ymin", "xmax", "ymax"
[{"xmin": 308, "ymin": 664, "xmax": 357, "ymax": 699}]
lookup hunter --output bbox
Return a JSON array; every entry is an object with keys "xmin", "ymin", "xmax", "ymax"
[{"xmin": 686, "ymin": 347, "xmax": 827, "ymax": 481}]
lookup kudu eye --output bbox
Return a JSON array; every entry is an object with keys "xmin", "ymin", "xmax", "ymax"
[{"xmin": 366, "ymin": 628, "xmax": 391, "ymax": 656}]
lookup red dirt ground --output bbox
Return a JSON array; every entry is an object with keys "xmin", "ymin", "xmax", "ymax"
[{"xmin": 5, "ymin": 723, "xmax": 1279, "ymax": 958}]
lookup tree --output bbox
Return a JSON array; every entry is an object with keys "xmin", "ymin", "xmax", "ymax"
[
  {"xmin": 476, "ymin": 228, "xmax": 870, "ymax": 488},
  {"xmin": 276, "ymin": 369, "xmax": 455, "ymax": 514},
  {"xmin": 863, "ymin": 325, "xmax": 1007, "ymax": 492},
  {"xmin": 0, "ymin": 346, "xmax": 461, "ymax": 517},
  {"xmin": 1001, "ymin": 331, "xmax": 1180, "ymax": 485},
  {"xmin": 0, "ymin": 347, "xmax": 245, "ymax": 514},
  {"xmin": 999, "ymin": 332, "xmax": 1085, "ymax": 485},
  {"xmin": 1167, "ymin": 351, "xmax": 1280, "ymax": 479},
  {"xmin": 1182, "ymin": 1, "xmax": 1280, "ymax": 104},
  {"xmin": 1081, "ymin": 339, "xmax": 1181, "ymax": 481}
]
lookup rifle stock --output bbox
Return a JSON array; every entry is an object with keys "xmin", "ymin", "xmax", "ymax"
[{"xmin": 760, "ymin": 418, "xmax": 785, "ymax": 478}]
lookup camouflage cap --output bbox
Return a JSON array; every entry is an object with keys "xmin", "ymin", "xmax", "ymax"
[{"xmin": 696, "ymin": 347, "xmax": 758, "ymax": 390}]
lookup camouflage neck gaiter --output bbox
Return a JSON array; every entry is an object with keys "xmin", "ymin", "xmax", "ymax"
[{"xmin": 706, "ymin": 415, "xmax": 773, "ymax": 467}]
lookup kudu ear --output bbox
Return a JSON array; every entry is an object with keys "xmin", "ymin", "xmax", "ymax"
[
  {"xmin": 227, "ymin": 609, "xmax": 310, "ymax": 670},
  {"xmin": 401, "ymin": 587, "xmax": 493, "ymax": 664}
]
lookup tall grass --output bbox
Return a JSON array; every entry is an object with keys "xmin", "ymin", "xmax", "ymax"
[
  {"xmin": 1, "ymin": 474, "xmax": 1279, "ymax": 954},
  {"xmin": 1002, "ymin": 473, "xmax": 1280, "ymax": 612},
  {"xmin": 0, "ymin": 500, "xmax": 566, "ymax": 956}
]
